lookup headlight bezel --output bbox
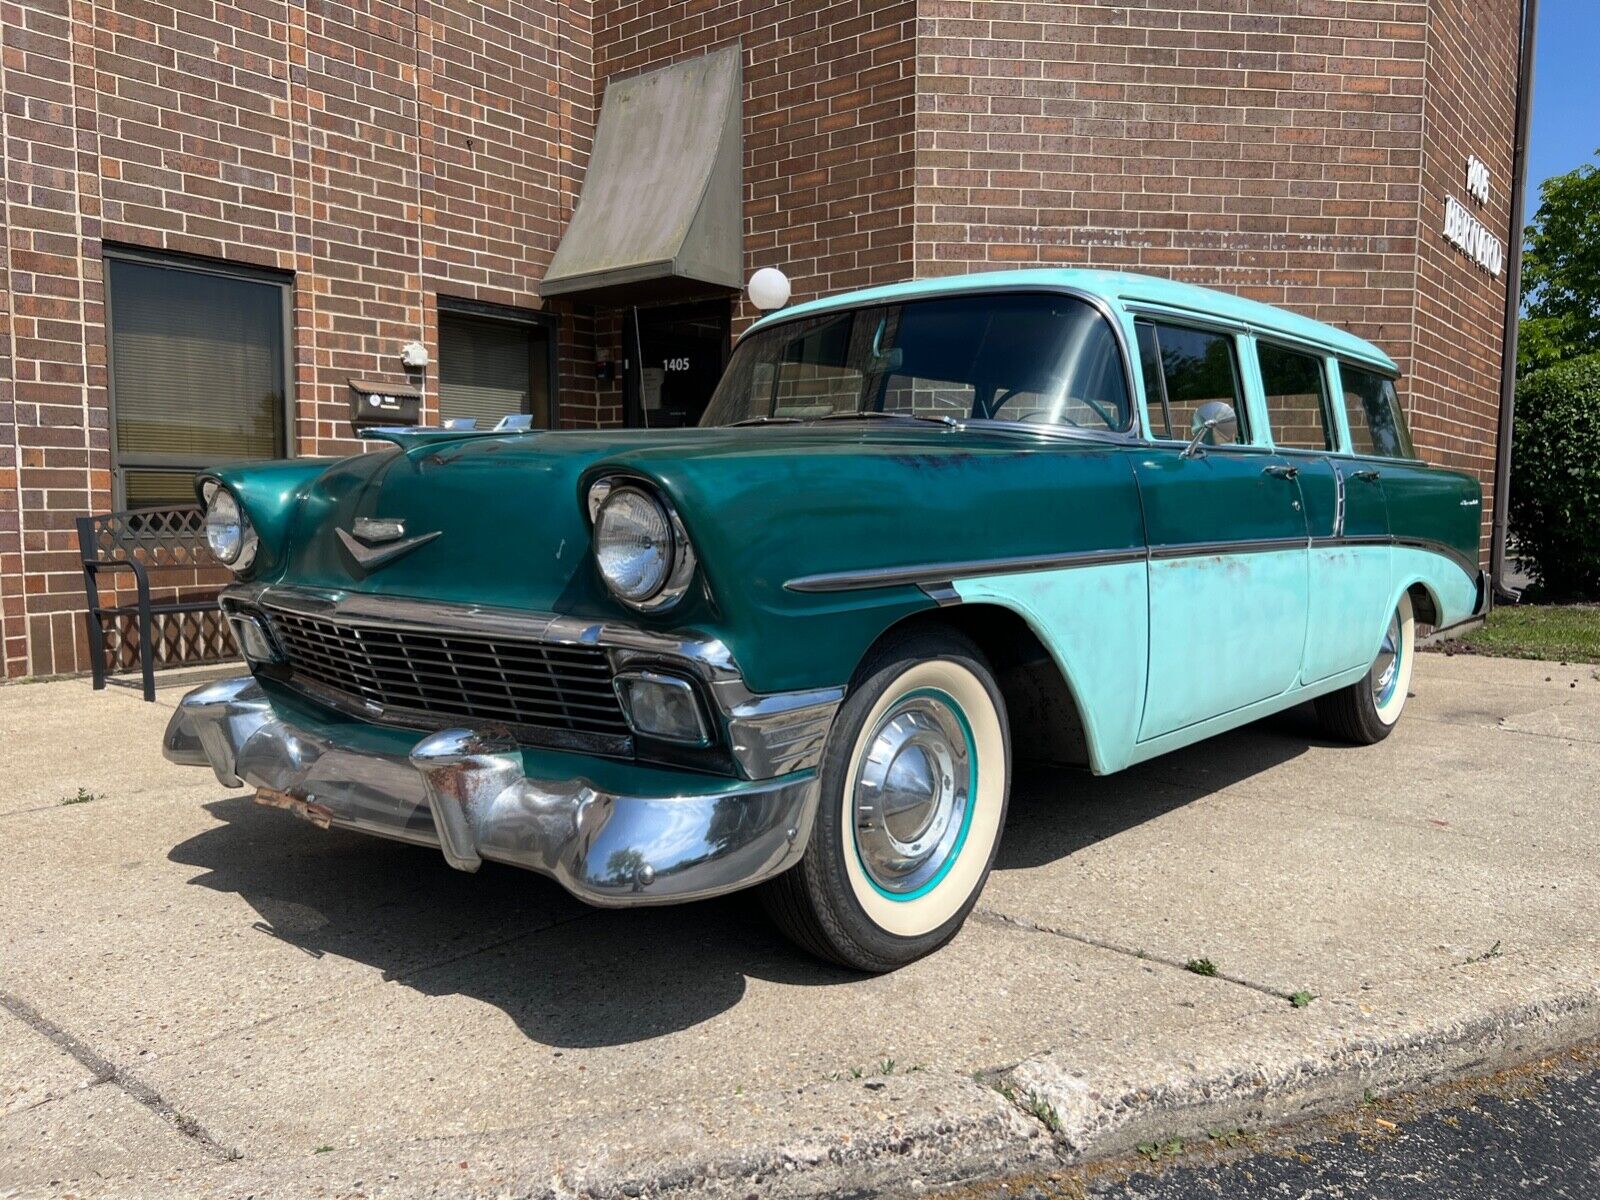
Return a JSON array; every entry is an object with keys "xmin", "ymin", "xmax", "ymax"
[
  {"xmin": 588, "ymin": 478, "xmax": 697, "ymax": 613},
  {"xmin": 201, "ymin": 478, "xmax": 259, "ymax": 574}
]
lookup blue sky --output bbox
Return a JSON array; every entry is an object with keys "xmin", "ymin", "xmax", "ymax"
[{"xmin": 1525, "ymin": 1, "xmax": 1600, "ymax": 216}]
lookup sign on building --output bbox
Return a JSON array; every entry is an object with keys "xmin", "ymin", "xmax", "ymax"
[{"xmin": 1443, "ymin": 154, "xmax": 1504, "ymax": 277}]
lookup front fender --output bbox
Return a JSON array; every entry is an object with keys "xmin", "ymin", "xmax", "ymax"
[
  {"xmin": 201, "ymin": 457, "xmax": 344, "ymax": 580},
  {"xmin": 591, "ymin": 435, "xmax": 1147, "ymax": 697},
  {"xmin": 951, "ymin": 563, "xmax": 1148, "ymax": 775}
]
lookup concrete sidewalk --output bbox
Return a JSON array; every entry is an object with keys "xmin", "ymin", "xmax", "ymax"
[{"xmin": 1, "ymin": 653, "xmax": 1597, "ymax": 1198}]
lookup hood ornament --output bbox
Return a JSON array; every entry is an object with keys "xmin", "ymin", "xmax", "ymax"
[{"xmin": 338, "ymin": 517, "xmax": 440, "ymax": 570}]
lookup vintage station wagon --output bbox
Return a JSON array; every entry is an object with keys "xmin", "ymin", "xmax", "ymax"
[{"xmin": 164, "ymin": 270, "xmax": 1486, "ymax": 971}]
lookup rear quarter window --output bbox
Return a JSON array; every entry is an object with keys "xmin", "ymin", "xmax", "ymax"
[{"xmin": 1341, "ymin": 364, "xmax": 1415, "ymax": 459}]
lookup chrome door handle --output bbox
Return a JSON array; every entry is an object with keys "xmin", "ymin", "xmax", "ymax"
[
  {"xmin": 1352, "ymin": 469, "xmax": 1381, "ymax": 482},
  {"xmin": 1262, "ymin": 464, "xmax": 1299, "ymax": 480}
]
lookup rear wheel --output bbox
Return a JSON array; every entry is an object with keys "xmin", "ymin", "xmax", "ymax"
[
  {"xmin": 761, "ymin": 630, "xmax": 1010, "ymax": 972},
  {"xmin": 1315, "ymin": 591, "xmax": 1416, "ymax": 744}
]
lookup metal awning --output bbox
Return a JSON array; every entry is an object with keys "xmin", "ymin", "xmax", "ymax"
[{"xmin": 540, "ymin": 45, "xmax": 743, "ymax": 304}]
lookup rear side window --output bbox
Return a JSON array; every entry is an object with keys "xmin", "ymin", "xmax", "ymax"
[
  {"xmin": 1135, "ymin": 320, "xmax": 1246, "ymax": 443},
  {"xmin": 1341, "ymin": 364, "xmax": 1415, "ymax": 459},
  {"xmin": 1258, "ymin": 343, "xmax": 1332, "ymax": 451}
]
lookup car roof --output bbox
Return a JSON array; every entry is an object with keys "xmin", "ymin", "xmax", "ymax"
[{"xmin": 745, "ymin": 268, "xmax": 1399, "ymax": 375}]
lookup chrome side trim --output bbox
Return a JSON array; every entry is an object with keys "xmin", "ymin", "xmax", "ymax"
[
  {"xmin": 164, "ymin": 678, "xmax": 819, "ymax": 907},
  {"xmin": 1147, "ymin": 537, "xmax": 1308, "ymax": 561},
  {"xmin": 1311, "ymin": 534, "xmax": 1391, "ymax": 549},
  {"xmin": 786, "ymin": 535, "xmax": 1481, "ymax": 594},
  {"xmin": 785, "ymin": 546, "xmax": 1145, "ymax": 593},
  {"xmin": 1389, "ymin": 536, "xmax": 1482, "ymax": 582}
]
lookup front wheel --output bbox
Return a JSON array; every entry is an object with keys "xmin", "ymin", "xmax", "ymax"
[
  {"xmin": 1315, "ymin": 591, "xmax": 1416, "ymax": 744},
  {"xmin": 760, "ymin": 630, "xmax": 1010, "ymax": 972}
]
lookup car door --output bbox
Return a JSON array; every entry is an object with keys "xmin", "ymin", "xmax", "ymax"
[
  {"xmin": 1253, "ymin": 342, "xmax": 1392, "ymax": 684},
  {"xmin": 1131, "ymin": 320, "xmax": 1310, "ymax": 742}
]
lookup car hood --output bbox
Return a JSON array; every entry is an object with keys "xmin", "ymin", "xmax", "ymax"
[{"xmin": 229, "ymin": 424, "xmax": 1141, "ymax": 691}]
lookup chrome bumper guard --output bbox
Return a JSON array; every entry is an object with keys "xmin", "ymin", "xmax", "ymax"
[{"xmin": 164, "ymin": 676, "xmax": 823, "ymax": 907}]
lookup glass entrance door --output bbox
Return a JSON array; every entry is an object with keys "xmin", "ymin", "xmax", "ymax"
[{"xmin": 625, "ymin": 300, "xmax": 731, "ymax": 428}]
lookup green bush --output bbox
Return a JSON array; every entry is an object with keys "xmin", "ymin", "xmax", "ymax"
[{"xmin": 1510, "ymin": 353, "xmax": 1600, "ymax": 600}]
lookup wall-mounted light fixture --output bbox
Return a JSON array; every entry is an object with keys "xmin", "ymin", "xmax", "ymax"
[
  {"xmin": 400, "ymin": 340, "xmax": 430, "ymax": 369},
  {"xmin": 747, "ymin": 267, "xmax": 791, "ymax": 311}
]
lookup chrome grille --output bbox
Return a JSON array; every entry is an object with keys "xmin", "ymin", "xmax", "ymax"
[{"xmin": 265, "ymin": 606, "xmax": 629, "ymax": 740}]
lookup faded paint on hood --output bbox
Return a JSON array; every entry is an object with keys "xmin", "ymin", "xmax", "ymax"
[{"xmin": 217, "ymin": 425, "xmax": 1145, "ymax": 691}]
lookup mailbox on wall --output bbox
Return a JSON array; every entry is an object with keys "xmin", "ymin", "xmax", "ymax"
[{"xmin": 348, "ymin": 380, "xmax": 423, "ymax": 429}]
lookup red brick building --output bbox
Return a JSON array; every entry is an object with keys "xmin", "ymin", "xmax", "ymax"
[{"xmin": 0, "ymin": 0, "xmax": 1526, "ymax": 680}]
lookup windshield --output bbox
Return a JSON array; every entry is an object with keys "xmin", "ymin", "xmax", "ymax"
[{"xmin": 700, "ymin": 292, "xmax": 1133, "ymax": 432}]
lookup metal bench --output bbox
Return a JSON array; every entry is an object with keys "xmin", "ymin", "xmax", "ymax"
[{"xmin": 76, "ymin": 507, "xmax": 237, "ymax": 701}]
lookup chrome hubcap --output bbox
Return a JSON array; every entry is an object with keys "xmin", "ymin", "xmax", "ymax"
[
  {"xmin": 853, "ymin": 694, "xmax": 971, "ymax": 896},
  {"xmin": 1373, "ymin": 610, "xmax": 1402, "ymax": 706}
]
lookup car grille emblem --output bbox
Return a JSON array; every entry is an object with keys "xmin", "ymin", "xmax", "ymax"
[{"xmin": 337, "ymin": 518, "xmax": 441, "ymax": 570}]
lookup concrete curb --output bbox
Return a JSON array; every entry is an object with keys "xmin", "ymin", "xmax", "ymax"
[
  {"xmin": 1004, "ymin": 937, "xmax": 1600, "ymax": 1165},
  {"xmin": 30, "ymin": 942, "xmax": 1600, "ymax": 1199}
]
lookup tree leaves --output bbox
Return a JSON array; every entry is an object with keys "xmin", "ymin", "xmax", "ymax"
[
  {"xmin": 1510, "ymin": 354, "xmax": 1600, "ymax": 599},
  {"xmin": 1520, "ymin": 152, "xmax": 1600, "ymax": 375}
]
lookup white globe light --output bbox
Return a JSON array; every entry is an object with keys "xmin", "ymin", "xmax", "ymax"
[{"xmin": 747, "ymin": 267, "xmax": 791, "ymax": 311}]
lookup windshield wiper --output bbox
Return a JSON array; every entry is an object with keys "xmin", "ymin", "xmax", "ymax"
[
  {"xmin": 725, "ymin": 415, "xmax": 803, "ymax": 426},
  {"xmin": 813, "ymin": 410, "xmax": 963, "ymax": 428}
]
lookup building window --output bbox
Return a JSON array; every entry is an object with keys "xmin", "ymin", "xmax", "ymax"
[
  {"xmin": 438, "ymin": 302, "xmax": 554, "ymax": 430},
  {"xmin": 106, "ymin": 252, "xmax": 289, "ymax": 509}
]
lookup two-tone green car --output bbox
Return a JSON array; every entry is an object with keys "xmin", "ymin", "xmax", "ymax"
[{"xmin": 164, "ymin": 269, "xmax": 1487, "ymax": 971}]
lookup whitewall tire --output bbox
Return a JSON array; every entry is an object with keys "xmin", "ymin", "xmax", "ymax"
[
  {"xmin": 1316, "ymin": 591, "xmax": 1416, "ymax": 744},
  {"xmin": 760, "ymin": 629, "xmax": 1010, "ymax": 971}
]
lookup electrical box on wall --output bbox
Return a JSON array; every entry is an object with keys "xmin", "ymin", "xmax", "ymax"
[{"xmin": 349, "ymin": 380, "xmax": 422, "ymax": 429}]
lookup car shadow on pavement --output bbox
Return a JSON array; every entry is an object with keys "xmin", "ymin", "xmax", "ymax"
[
  {"xmin": 166, "ymin": 704, "xmax": 1330, "ymax": 1050},
  {"xmin": 169, "ymin": 795, "xmax": 853, "ymax": 1049},
  {"xmin": 997, "ymin": 702, "xmax": 1327, "ymax": 870}
]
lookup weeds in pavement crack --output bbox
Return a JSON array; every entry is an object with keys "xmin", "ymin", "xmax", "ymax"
[{"xmin": 1137, "ymin": 1136, "xmax": 1185, "ymax": 1162}]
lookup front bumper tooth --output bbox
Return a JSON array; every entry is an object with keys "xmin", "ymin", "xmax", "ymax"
[{"xmin": 164, "ymin": 677, "xmax": 820, "ymax": 906}]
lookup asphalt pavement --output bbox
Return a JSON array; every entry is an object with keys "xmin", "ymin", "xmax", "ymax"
[{"xmin": 942, "ymin": 1046, "xmax": 1600, "ymax": 1200}]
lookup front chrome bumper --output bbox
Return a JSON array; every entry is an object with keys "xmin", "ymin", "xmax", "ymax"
[{"xmin": 164, "ymin": 676, "xmax": 822, "ymax": 907}]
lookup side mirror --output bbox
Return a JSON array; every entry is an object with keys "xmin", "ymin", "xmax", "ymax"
[{"xmin": 1181, "ymin": 400, "xmax": 1238, "ymax": 458}]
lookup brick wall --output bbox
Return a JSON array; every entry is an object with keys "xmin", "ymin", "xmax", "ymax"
[
  {"xmin": 1, "ymin": 0, "xmax": 102, "ymax": 679},
  {"xmin": 0, "ymin": 0, "xmax": 593, "ymax": 678},
  {"xmin": 0, "ymin": 0, "xmax": 1523, "ymax": 680},
  {"xmin": 0, "ymin": 58, "xmax": 15, "ymax": 671},
  {"xmin": 572, "ymin": 0, "xmax": 919, "ymax": 423},
  {"xmin": 1412, "ymin": 0, "xmax": 1520, "ymax": 557},
  {"xmin": 912, "ymin": 0, "xmax": 1518, "ymax": 549}
]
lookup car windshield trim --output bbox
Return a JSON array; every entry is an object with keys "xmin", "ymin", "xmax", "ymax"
[
  {"xmin": 703, "ymin": 287, "xmax": 1137, "ymax": 434},
  {"xmin": 812, "ymin": 410, "xmax": 962, "ymax": 428}
]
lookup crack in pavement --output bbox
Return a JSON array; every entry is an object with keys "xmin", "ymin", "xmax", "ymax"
[
  {"xmin": 971, "ymin": 907, "xmax": 1297, "ymax": 1002},
  {"xmin": 0, "ymin": 987, "xmax": 241, "ymax": 1162}
]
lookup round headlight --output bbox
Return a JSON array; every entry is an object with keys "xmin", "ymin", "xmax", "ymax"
[
  {"xmin": 203, "ymin": 484, "xmax": 258, "ymax": 572},
  {"xmin": 595, "ymin": 487, "xmax": 674, "ymax": 603}
]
